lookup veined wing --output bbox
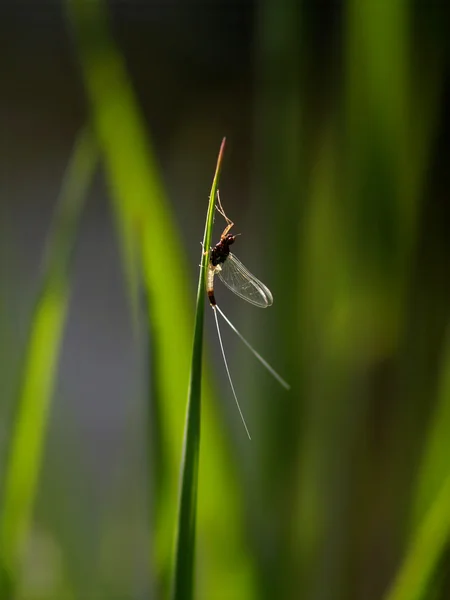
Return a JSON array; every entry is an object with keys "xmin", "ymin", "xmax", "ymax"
[{"xmin": 217, "ymin": 252, "xmax": 273, "ymax": 308}]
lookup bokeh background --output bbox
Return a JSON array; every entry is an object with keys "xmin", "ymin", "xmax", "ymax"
[{"xmin": 2, "ymin": 1, "xmax": 450, "ymax": 599}]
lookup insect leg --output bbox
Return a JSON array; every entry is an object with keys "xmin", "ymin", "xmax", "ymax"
[{"xmin": 216, "ymin": 190, "xmax": 234, "ymax": 238}]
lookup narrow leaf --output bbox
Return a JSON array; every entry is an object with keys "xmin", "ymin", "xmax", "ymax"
[
  {"xmin": 171, "ymin": 139, "xmax": 226, "ymax": 600},
  {"xmin": 0, "ymin": 128, "xmax": 97, "ymax": 595}
]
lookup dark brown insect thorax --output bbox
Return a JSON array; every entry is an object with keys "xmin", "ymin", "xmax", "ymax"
[{"xmin": 210, "ymin": 234, "xmax": 235, "ymax": 267}]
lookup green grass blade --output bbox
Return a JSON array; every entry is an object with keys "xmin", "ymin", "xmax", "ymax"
[
  {"xmin": 384, "ymin": 473, "xmax": 450, "ymax": 600},
  {"xmin": 0, "ymin": 128, "xmax": 97, "ymax": 595},
  {"xmin": 383, "ymin": 328, "xmax": 450, "ymax": 600},
  {"xmin": 65, "ymin": 0, "xmax": 192, "ymax": 582},
  {"xmin": 413, "ymin": 328, "xmax": 450, "ymax": 527},
  {"xmin": 171, "ymin": 139, "xmax": 225, "ymax": 600}
]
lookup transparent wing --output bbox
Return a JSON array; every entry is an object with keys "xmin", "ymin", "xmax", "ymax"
[{"xmin": 217, "ymin": 252, "xmax": 273, "ymax": 308}]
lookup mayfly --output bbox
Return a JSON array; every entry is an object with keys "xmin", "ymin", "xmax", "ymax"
[{"xmin": 207, "ymin": 192, "xmax": 290, "ymax": 439}]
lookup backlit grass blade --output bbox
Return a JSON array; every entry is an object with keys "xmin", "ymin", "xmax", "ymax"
[
  {"xmin": 0, "ymin": 128, "xmax": 97, "ymax": 596},
  {"xmin": 171, "ymin": 139, "xmax": 225, "ymax": 600}
]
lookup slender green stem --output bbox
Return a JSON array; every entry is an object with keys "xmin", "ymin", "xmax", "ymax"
[{"xmin": 171, "ymin": 138, "xmax": 226, "ymax": 600}]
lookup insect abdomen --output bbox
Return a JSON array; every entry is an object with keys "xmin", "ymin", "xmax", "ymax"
[{"xmin": 206, "ymin": 265, "xmax": 217, "ymax": 305}]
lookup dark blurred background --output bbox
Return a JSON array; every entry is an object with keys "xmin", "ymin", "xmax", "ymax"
[{"xmin": 2, "ymin": 1, "xmax": 450, "ymax": 599}]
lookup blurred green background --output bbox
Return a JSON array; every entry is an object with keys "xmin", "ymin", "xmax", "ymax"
[{"xmin": 2, "ymin": 1, "xmax": 450, "ymax": 599}]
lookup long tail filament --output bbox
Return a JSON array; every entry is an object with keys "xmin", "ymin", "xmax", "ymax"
[
  {"xmin": 215, "ymin": 305, "xmax": 290, "ymax": 390},
  {"xmin": 212, "ymin": 306, "xmax": 252, "ymax": 440}
]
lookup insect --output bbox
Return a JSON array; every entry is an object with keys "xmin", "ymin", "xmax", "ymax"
[
  {"xmin": 207, "ymin": 193, "xmax": 273, "ymax": 309},
  {"xmin": 206, "ymin": 192, "xmax": 290, "ymax": 439}
]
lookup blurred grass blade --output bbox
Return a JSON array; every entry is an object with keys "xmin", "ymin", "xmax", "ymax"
[
  {"xmin": 414, "ymin": 327, "xmax": 450, "ymax": 525},
  {"xmin": 66, "ymin": 3, "xmax": 256, "ymax": 600},
  {"xmin": 383, "ymin": 327, "xmax": 450, "ymax": 600},
  {"xmin": 384, "ymin": 473, "xmax": 450, "ymax": 600},
  {"xmin": 65, "ymin": 0, "xmax": 193, "ymax": 584},
  {"xmin": 171, "ymin": 139, "xmax": 225, "ymax": 600},
  {"xmin": 0, "ymin": 128, "xmax": 97, "ymax": 594}
]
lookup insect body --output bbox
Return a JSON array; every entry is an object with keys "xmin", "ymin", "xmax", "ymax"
[
  {"xmin": 207, "ymin": 194, "xmax": 273, "ymax": 308},
  {"xmin": 207, "ymin": 232, "xmax": 235, "ymax": 306}
]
